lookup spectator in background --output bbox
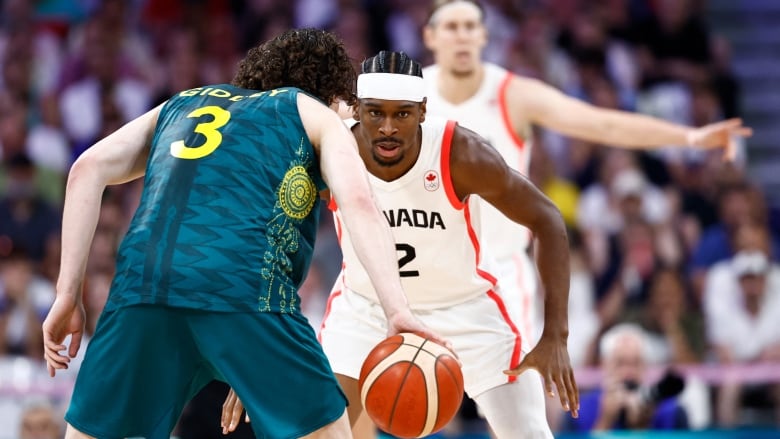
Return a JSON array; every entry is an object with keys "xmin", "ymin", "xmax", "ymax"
[
  {"xmin": 150, "ymin": 26, "xmax": 207, "ymax": 106},
  {"xmin": 703, "ymin": 221, "xmax": 780, "ymax": 427},
  {"xmin": 0, "ymin": 154, "xmax": 61, "ymax": 262},
  {"xmin": 0, "ymin": 99, "xmax": 69, "ymax": 205},
  {"xmin": 528, "ymin": 132, "xmax": 580, "ymax": 229},
  {"xmin": 565, "ymin": 323, "xmax": 689, "ymax": 432},
  {"xmin": 690, "ymin": 182, "xmax": 780, "ymax": 301},
  {"xmin": 635, "ymin": 267, "xmax": 703, "ymax": 365},
  {"xmin": 17, "ymin": 397, "xmax": 63, "ymax": 439},
  {"xmin": 0, "ymin": 246, "xmax": 55, "ymax": 358},
  {"xmin": 635, "ymin": 0, "xmax": 712, "ymax": 90},
  {"xmin": 58, "ymin": 17, "xmax": 151, "ymax": 157}
]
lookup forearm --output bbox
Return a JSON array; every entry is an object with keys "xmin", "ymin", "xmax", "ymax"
[
  {"xmin": 534, "ymin": 208, "xmax": 571, "ymax": 337},
  {"xmin": 338, "ymin": 194, "xmax": 409, "ymax": 318},
  {"xmin": 589, "ymin": 109, "xmax": 691, "ymax": 149},
  {"xmin": 56, "ymin": 159, "xmax": 108, "ymax": 299}
]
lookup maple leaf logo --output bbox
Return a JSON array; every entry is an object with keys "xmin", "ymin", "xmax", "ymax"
[{"xmin": 424, "ymin": 170, "xmax": 440, "ymax": 191}]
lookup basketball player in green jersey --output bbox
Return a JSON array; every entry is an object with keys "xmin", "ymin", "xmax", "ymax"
[{"xmin": 42, "ymin": 29, "xmax": 445, "ymax": 439}]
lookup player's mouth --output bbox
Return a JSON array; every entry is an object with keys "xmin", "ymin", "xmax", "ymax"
[{"xmin": 373, "ymin": 139, "xmax": 402, "ymax": 158}]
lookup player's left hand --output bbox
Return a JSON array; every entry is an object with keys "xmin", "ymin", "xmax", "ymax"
[
  {"xmin": 386, "ymin": 309, "xmax": 456, "ymax": 356},
  {"xmin": 687, "ymin": 117, "xmax": 753, "ymax": 161},
  {"xmin": 504, "ymin": 332, "xmax": 579, "ymax": 418},
  {"xmin": 42, "ymin": 294, "xmax": 86, "ymax": 377},
  {"xmin": 221, "ymin": 388, "xmax": 250, "ymax": 434}
]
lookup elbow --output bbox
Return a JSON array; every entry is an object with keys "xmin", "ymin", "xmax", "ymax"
[
  {"xmin": 66, "ymin": 152, "xmax": 103, "ymax": 190},
  {"xmin": 536, "ymin": 202, "xmax": 569, "ymax": 243}
]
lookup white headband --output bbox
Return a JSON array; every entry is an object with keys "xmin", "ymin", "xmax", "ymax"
[{"xmin": 357, "ymin": 73, "xmax": 425, "ymax": 102}]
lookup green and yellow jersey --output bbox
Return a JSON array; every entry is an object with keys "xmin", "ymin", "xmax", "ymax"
[{"xmin": 106, "ymin": 85, "xmax": 325, "ymax": 313}]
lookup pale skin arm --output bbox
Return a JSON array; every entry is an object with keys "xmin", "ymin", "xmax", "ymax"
[
  {"xmin": 221, "ymin": 95, "xmax": 451, "ymax": 435},
  {"xmin": 298, "ymin": 93, "xmax": 416, "ymax": 327},
  {"xmin": 509, "ymin": 76, "xmax": 752, "ymax": 160},
  {"xmin": 449, "ymin": 125, "xmax": 579, "ymax": 416},
  {"xmin": 42, "ymin": 104, "xmax": 161, "ymax": 377}
]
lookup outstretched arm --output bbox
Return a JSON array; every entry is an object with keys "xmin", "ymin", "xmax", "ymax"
[
  {"xmin": 511, "ymin": 76, "xmax": 752, "ymax": 160},
  {"xmin": 450, "ymin": 125, "xmax": 578, "ymax": 416},
  {"xmin": 43, "ymin": 104, "xmax": 160, "ymax": 377}
]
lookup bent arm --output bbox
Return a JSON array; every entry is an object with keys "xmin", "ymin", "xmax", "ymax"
[
  {"xmin": 451, "ymin": 126, "xmax": 570, "ymax": 337},
  {"xmin": 57, "ymin": 105, "xmax": 160, "ymax": 298},
  {"xmin": 298, "ymin": 93, "xmax": 409, "ymax": 319}
]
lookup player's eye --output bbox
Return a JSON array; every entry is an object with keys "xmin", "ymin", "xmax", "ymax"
[
  {"xmin": 397, "ymin": 112, "xmax": 410, "ymax": 118},
  {"xmin": 369, "ymin": 110, "xmax": 382, "ymax": 117}
]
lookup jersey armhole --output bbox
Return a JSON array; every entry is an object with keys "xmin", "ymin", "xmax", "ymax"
[
  {"xmin": 498, "ymin": 72, "xmax": 526, "ymax": 151},
  {"xmin": 441, "ymin": 120, "xmax": 464, "ymax": 210}
]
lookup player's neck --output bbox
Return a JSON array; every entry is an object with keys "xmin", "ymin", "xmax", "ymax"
[{"xmin": 436, "ymin": 64, "xmax": 484, "ymax": 105}]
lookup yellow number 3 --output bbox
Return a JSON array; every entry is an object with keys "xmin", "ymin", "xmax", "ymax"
[{"xmin": 170, "ymin": 106, "xmax": 231, "ymax": 159}]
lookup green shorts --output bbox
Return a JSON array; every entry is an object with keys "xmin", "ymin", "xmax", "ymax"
[{"xmin": 65, "ymin": 305, "xmax": 347, "ymax": 439}]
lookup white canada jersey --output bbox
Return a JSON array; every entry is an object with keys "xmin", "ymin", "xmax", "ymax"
[
  {"xmin": 331, "ymin": 117, "xmax": 495, "ymax": 309},
  {"xmin": 423, "ymin": 62, "xmax": 533, "ymax": 261}
]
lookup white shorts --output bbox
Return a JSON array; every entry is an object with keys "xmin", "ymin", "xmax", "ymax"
[
  {"xmin": 319, "ymin": 286, "xmax": 523, "ymax": 398},
  {"xmin": 489, "ymin": 251, "xmax": 541, "ymax": 353}
]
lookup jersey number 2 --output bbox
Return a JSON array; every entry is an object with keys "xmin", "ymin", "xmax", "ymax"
[
  {"xmin": 396, "ymin": 243, "xmax": 419, "ymax": 277},
  {"xmin": 170, "ymin": 106, "xmax": 231, "ymax": 159}
]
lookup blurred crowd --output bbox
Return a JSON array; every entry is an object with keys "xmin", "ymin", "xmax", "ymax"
[{"xmin": 0, "ymin": 0, "xmax": 778, "ymax": 437}]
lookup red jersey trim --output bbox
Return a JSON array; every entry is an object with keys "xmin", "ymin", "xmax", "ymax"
[
  {"xmin": 464, "ymin": 202, "xmax": 498, "ymax": 286},
  {"xmin": 317, "ymin": 288, "xmax": 342, "ymax": 343},
  {"xmin": 487, "ymin": 289, "xmax": 523, "ymax": 383},
  {"xmin": 441, "ymin": 120, "xmax": 464, "ymax": 210},
  {"xmin": 497, "ymin": 72, "xmax": 526, "ymax": 154}
]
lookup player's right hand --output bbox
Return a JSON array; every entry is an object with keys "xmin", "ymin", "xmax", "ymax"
[
  {"xmin": 504, "ymin": 332, "xmax": 579, "ymax": 418},
  {"xmin": 221, "ymin": 388, "xmax": 250, "ymax": 434},
  {"xmin": 42, "ymin": 295, "xmax": 85, "ymax": 377},
  {"xmin": 386, "ymin": 309, "xmax": 455, "ymax": 356}
]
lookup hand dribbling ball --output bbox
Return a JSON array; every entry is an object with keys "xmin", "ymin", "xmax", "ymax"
[{"xmin": 358, "ymin": 332, "xmax": 464, "ymax": 438}]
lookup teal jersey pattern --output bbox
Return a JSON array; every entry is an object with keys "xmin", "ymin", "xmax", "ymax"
[{"xmin": 107, "ymin": 85, "xmax": 326, "ymax": 313}]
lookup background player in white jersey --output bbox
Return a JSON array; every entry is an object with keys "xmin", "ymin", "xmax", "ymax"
[
  {"xmin": 222, "ymin": 51, "xmax": 577, "ymax": 439},
  {"xmin": 421, "ymin": 0, "xmax": 753, "ymax": 350}
]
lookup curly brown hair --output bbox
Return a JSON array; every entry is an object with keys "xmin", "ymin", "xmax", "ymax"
[{"xmin": 232, "ymin": 28, "xmax": 356, "ymax": 105}]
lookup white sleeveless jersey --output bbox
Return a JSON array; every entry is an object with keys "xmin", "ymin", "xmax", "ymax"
[
  {"xmin": 331, "ymin": 117, "xmax": 495, "ymax": 309},
  {"xmin": 423, "ymin": 62, "xmax": 533, "ymax": 262}
]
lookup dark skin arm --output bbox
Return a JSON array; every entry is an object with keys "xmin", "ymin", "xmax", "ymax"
[{"xmin": 449, "ymin": 125, "xmax": 579, "ymax": 417}]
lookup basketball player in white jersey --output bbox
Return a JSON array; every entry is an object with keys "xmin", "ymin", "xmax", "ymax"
[
  {"xmin": 421, "ymin": 0, "xmax": 753, "ymax": 350},
  {"xmin": 222, "ymin": 51, "xmax": 576, "ymax": 439}
]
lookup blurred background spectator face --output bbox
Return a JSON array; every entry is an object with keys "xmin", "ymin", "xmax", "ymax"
[
  {"xmin": 733, "ymin": 251, "xmax": 769, "ymax": 314},
  {"xmin": 601, "ymin": 324, "xmax": 647, "ymax": 387}
]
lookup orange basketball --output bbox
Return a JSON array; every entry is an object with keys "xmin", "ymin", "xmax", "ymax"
[{"xmin": 358, "ymin": 332, "xmax": 464, "ymax": 438}]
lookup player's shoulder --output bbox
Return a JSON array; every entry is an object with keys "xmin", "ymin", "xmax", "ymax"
[
  {"xmin": 482, "ymin": 61, "xmax": 508, "ymax": 76},
  {"xmin": 421, "ymin": 115, "xmax": 449, "ymax": 128}
]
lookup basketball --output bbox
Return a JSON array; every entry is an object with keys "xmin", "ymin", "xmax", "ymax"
[{"xmin": 358, "ymin": 332, "xmax": 464, "ymax": 438}]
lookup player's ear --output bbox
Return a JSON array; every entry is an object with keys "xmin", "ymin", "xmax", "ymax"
[
  {"xmin": 423, "ymin": 25, "xmax": 436, "ymax": 50},
  {"xmin": 477, "ymin": 23, "xmax": 488, "ymax": 49},
  {"xmin": 419, "ymin": 98, "xmax": 427, "ymax": 123},
  {"xmin": 352, "ymin": 102, "xmax": 361, "ymax": 121}
]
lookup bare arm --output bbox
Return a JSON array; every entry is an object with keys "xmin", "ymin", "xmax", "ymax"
[
  {"xmin": 57, "ymin": 104, "xmax": 160, "ymax": 297},
  {"xmin": 450, "ymin": 125, "xmax": 578, "ymax": 414},
  {"xmin": 297, "ymin": 93, "xmax": 410, "ymax": 320},
  {"xmin": 44, "ymin": 104, "xmax": 159, "ymax": 376},
  {"xmin": 511, "ymin": 76, "xmax": 751, "ymax": 158},
  {"xmin": 451, "ymin": 125, "xmax": 570, "ymax": 337}
]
